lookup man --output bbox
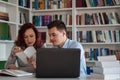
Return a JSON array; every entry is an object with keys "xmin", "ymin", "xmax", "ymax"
[
  {"xmin": 47, "ymin": 20, "xmax": 87, "ymax": 76},
  {"xmin": 28, "ymin": 20, "xmax": 87, "ymax": 76}
]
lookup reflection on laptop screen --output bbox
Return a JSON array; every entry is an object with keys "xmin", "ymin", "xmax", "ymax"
[{"xmin": 36, "ymin": 48, "xmax": 80, "ymax": 78}]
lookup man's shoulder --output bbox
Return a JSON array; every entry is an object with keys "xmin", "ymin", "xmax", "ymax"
[
  {"xmin": 68, "ymin": 39, "xmax": 82, "ymax": 48},
  {"xmin": 69, "ymin": 39, "xmax": 80, "ymax": 44}
]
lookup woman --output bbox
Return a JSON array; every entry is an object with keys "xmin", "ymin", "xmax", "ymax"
[{"xmin": 4, "ymin": 23, "xmax": 43, "ymax": 73}]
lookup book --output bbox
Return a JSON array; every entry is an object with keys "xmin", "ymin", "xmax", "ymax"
[
  {"xmin": 16, "ymin": 46, "xmax": 36, "ymax": 64},
  {"xmin": 93, "ymin": 66, "xmax": 120, "ymax": 74},
  {"xmin": 116, "ymin": 50, "xmax": 120, "ymax": 60},
  {"xmin": 0, "ymin": 22, "xmax": 10, "ymax": 40},
  {"xmin": 90, "ymin": 73, "xmax": 120, "ymax": 80},
  {"xmin": 0, "ymin": 69, "xmax": 32, "ymax": 77},
  {"xmin": 92, "ymin": 54, "xmax": 120, "ymax": 79},
  {"xmin": 97, "ymin": 55, "xmax": 117, "ymax": 62},
  {"xmin": 2, "ymin": 0, "xmax": 8, "ymax": 2},
  {"xmin": 95, "ymin": 60, "xmax": 120, "ymax": 68}
]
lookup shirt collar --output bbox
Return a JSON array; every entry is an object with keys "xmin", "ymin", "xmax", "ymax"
[
  {"xmin": 62, "ymin": 38, "xmax": 69, "ymax": 48},
  {"xmin": 53, "ymin": 38, "xmax": 69, "ymax": 48}
]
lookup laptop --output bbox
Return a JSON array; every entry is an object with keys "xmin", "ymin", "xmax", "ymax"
[{"xmin": 36, "ymin": 48, "xmax": 80, "ymax": 78}]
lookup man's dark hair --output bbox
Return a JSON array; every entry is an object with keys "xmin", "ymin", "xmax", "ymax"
[{"xmin": 47, "ymin": 20, "xmax": 67, "ymax": 33}]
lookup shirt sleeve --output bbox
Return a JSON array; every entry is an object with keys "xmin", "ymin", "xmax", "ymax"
[
  {"xmin": 4, "ymin": 46, "xmax": 17, "ymax": 69},
  {"xmin": 4, "ymin": 46, "xmax": 35, "ymax": 73},
  {"xmin": 67, "ymin": 41, "xmax": 87, "ymax": 76}
]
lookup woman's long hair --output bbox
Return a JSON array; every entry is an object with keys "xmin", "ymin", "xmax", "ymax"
[{"xmin": 15, "ymin": 23, "xmax": 42, "ymax": 50}]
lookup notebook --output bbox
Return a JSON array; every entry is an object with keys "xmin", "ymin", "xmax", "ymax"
[{"xmin": 36, "ymin": 48, "xmax": 80, "ymax": 78}]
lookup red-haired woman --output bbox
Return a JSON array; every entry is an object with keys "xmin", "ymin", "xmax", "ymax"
[{"xmin": 4, "ymin": 23, "xmax": 43, "ymax": 73}]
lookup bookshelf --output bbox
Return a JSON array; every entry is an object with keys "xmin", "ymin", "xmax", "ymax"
[
  {"xmin": 31, "ymin": 0, "xmax": 120, "ymax": 71},
  {"xmin": 31, "ymin": 0, "xmax": 120, "ymax": 60},
  {"xmin": 0, "ymin": 0, "xmax": 30, "ymax": 61},
  {"xmin": 31, "ymin": 0, "xmax": 73, "ymax": 43},
  {"xmin": 76, "ymin": 6, "xmax": 120, "ymax": 60},
  {"xmin": 0, "ymin": 0, "xmax": 120, "ymax": 69},
  {"xmin": 75, "ymin": 0, "xmax": 120, "ymax": 74}
]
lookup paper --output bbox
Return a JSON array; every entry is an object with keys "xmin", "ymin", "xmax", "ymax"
[
  {"xmin": 0, "ymin": 69, "xmax": 32, "ymax": 77},
  {"xmin": 24, "ymin": 46, "xmax": 36, "ymax": 58},
  {"xmin": 16, "ymin": 46, "xmax": 36, "ymax": 64}
]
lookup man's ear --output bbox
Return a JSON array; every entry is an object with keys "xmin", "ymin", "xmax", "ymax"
[{"xmin": 62, "ymin": 30, "xmax": 66, "ymax": 36}]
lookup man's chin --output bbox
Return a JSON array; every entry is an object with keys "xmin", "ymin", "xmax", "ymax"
[{"xmin": 52, "ymin": 43, "xmax": 57, "ymax": 46}]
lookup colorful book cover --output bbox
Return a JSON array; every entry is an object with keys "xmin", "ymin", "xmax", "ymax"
[{"xmin": 0, "ymin": 22, "xmax": 10, "ymax": 40}]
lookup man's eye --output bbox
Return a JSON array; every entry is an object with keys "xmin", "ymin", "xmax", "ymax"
[{"xmin": 52, "ymin": 34, "xmax": 56, "ymax": 36}]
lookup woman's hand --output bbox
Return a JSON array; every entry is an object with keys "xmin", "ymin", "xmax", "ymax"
[
  {"xmin": 27, "ymin": 57, "xmax": 36, "ymax": 69},
  {"xmin": 12, "ymin": 46, "xmax": 23, "ymax": 56},
  {"xmin": 7, "ymin": 64, "xmax": 19, "ymax": 69}
]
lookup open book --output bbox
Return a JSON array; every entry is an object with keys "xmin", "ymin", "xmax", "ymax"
[
  {"xmin": 16, "ymin": 46, "xmax": 36, "ymax": 64},
  {"xmin": 0, "ymin": 69, "xmax": 33, "ymax": 77}
]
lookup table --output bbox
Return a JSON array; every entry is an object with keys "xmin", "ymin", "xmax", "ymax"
[{"xmin": 0, "ymin": 75, "xmax": 120, "ymax": 80}]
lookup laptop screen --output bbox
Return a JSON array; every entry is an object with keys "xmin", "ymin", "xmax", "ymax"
[{"xmin": 36, "ymin": 48, "xmax": 80, "ymax": 78}]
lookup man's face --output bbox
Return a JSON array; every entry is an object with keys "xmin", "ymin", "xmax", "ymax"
[{"xmin": 48, "ymin": 27, "xmax": 66, "ymax": 47}]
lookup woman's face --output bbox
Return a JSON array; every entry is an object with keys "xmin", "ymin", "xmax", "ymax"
[{"xmin": 24, "ymin": 28, "xmax": 36, "ymax": 47}]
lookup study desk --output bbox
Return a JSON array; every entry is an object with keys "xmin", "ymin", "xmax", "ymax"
[{"xmin": 0, "ymin": 75, "xmax": 120, "ymax": 80}]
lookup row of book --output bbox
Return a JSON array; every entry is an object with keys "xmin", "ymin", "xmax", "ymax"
[
  {"xmin": 48, "ymin": 30, "xmax": 120, "ymax": 43},
  {"xmin": 90, "ymin": 55, "xmax": 120, "ymax": 79},
  {"xmin": 32, "ymin": 11, "xmax": 120, "ymax": 26},
  {"xmin": 77, "ymin": 30, "xmax": 120, "ymax": 43},
  {"xmin": 32, "ymin": 14, "xmax": 67, "ymax": 26},
  {"xmin": 19, "ymin": 0, "xmax": 30, "ymax": 8},
  {"xmin": 76, "ymin": 12, "xmax": 120, "ymax": 25},
  {"xmin": 32, "ymin": 0, "xmax": 120, "ymax": 10},
  {"xmin": 77, "ymin": 0, "xmax": 120, "ymax": 7},
  {"xmin": 85, "ymin": 48, "xmax": 119, "ymax": 60},
  {"xmin": 32, "ymin": 0, "xmax": 72, "ymax": 10}
]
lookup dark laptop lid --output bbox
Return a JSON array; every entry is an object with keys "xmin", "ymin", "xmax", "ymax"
[{"xmin": 36, "ymin": 48, "xmax": 80, "ymax": 78}]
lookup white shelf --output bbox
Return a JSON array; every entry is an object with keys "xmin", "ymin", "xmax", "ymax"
[
  {"xmin": 0, "ymin": 0, "xmax": 17, "ymax": 7},
  {"xmin": 0, "ymin": 20, "xmax": 17, "ymax": 25},
  {"xmin": 18, "ymin": 6, "xmax": 31, "ymax": 11},
  {"xmin": 0, "ymin": 58, "xmax": 7, "ymax": 61},
  {"xmin": 81, "ymin": 42, "xmax": 120, "ymax": 45},
  {"xmin": 0, "ymin": 40, "xmax": 14, "ymax": 43},
  {"xmin": 32, "ymin": 8, "xmax": 72, "ymax": 12},
  {"xmin": 76, "ymin": 6, "xmax": 120, "ymax": 10},
  {"xmin": 32, "ymin": 9, "xmax": 72, "ymax": 15},
  {"xmin": 76, "ymin": 24, "xmax": 120, "ymax": 28}
]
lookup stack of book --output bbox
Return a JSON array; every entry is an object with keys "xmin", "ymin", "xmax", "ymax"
[
  {"xmin": 90, "ymin": 55, "xmax": 120, "ymax": 79},
  {"xmin": 0, "ymin": 11, "xmax": 9, "ymax": 21}
]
